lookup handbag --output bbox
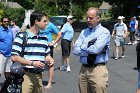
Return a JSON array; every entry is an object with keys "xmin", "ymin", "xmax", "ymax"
[{"xmin": 5, "ymin": 32, "xmax": 28, "ymax": 93}]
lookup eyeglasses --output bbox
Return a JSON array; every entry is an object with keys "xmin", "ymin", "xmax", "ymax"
[{"xmin": 3, "ymin": 21, "xmax": 9, "ymax": 23}]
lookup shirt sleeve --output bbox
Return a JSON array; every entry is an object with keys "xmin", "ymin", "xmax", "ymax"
[
  {"xmin": 11, "ymin": 33, "xmax": 24, "ymax": 56},
  {"xmin": 73, "ymin": 30, "xmax": 88, "ymax": 56},
  {"xmin": 124, "ymin": 24, "xmax": 127, "ymax": 31},
  {"xmin": 61, "ymin": 24, "xmax": 67, "ymax": 33},
  {"xmin": 51, "ymin": 23, "xmax": 59, "ymax": 34},
  {"xmin": 81, "ymin": 30, "xmax": 110, "ymax": 54}
]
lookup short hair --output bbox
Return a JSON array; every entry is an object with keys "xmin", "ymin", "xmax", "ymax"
[
  {"xmin": 30, "ymin": 11, "xmax": 47, "ymax": 26},
  {"xmin": 87, "ymin": 7, "xmax": 101, "ymax": 17},
  {"xmin": 1, "ymin": 16, "xmax": 9, "ymax": 22},
  {"xmin": 11, "ymin": 20, "xmax": 16, "ymax": 23}
]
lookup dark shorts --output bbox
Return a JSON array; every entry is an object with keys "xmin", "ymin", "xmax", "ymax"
[
  {"xmin": 49, "ymin": 46, "xmax": 54, "ymax": 58},
  {"xmin": 130, "ymin": 32, "xmax": 135, "ymax": 41},
  {"xmin": 61, "ymin": 39, "xmax": 71, "ymax": 56}
]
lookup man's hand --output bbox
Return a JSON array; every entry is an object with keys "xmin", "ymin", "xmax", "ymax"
[
  {"xmin": 48, "ymin": 42, "xmax": 55, "ymax": 46},
  {"xmin": 32, "ymin": 61, "xmax": 45, "ymax": 69},
  {"xmin": 45, "ymin": 55, "xmax": 54, "ymax": 67},
  {"xmin": 111, "ymin": 34, "xmax": 114, "ymax": 38},
  {"xmin": 123, "ymin": 34, "xmax": 127, "ymax": 38},
  {"xmin": 44, "ymin": 84, "xmax": 52, "ymax": 90}
]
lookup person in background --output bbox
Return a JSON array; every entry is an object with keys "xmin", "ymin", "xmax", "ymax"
[
  {"xmin": 134, "ymin": 16, "xmax": 139, "ymax": 43},
  {"xmin": 0, "ymin": 16, "xmax": 14, "ymax": 78},
  {"xmin": 40, "ymin": 17, "xmax": 61, "ymax": 89},
  {"xmin": 73, "ymin": 7, "xmax": 110, "ymax": 93},
  {"xmin": 136, "ymin": 41, "xmax": 140, "ymax": 93},
  {"xmin": 60, "ymin": 15, "xmax": 74, "ymax": 72},
  {"xmin": 40, "ymin": 17, "xmax": 61, "ymax": 57},
  {"xmin": 10, "ymin": 20, "xmax": 21, "ymax": 38},
  {"xmin": 128, "ymin": 17, "xmax": 136, "ymax": 45},
  {"xmin": 112, "ymin": 16, "xmax": 127, "ymax": 60},
  {"xmin": 11, "ymin": 11, "xmax": 54, "ymax": 93}
]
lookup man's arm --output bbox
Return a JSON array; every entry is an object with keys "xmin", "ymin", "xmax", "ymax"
[
  {"xmin": 112, "ymin": 30, "xmax": 116, "ymax": 37},
  {"xmin": 48, "ymin": 22, "xmax": 62, "ymax": 46},
  {"xmin": 81, "ymin": 31, "xmax": 110, "ymax": 54},
  {"xmin": 123, "ymin": 24, "xmax": 128, "ymax": 38},
  {"xmin": 11, "ymin": 55, "xmax": 32, "ymax": 65},
  {"xmin": 135, "ymin": 20, "xmax": 138, "ymax": 30},
  {"xmin": 11, "ymin": 55, "xmax": 46, "ymax": 69},
  {"xmin": 49, "ymin": 31, "xmax": 62, "ymax": 46},
  {"xmin": 73, "ymin": 30, "xmax": 88, "ymax": 56},
  {"xmin": 123, "ymin": 29, "xmax": 128, "ymax": 38}
]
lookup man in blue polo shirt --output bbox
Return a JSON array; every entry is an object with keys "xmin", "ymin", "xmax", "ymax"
[
  {"xmin": 40, "ymin": 18, "xmax": 61, "ymax": 89},
  {"xmin": 40, "ymin": 18, "xmax": 61, "ymax": 57},
  {"xmin": 0, "ymin": 16, "xmax": 14, "ymax": 78}
]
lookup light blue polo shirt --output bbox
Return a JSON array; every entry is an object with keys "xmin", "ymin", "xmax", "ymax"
[
  {"xmin": 0, "ymin": 26, "xmax": 13, "ymax": 57},
  {"xmin": 114, "ymin": 22, "xmax": 127, "ymax": 36},
  {"xmin": 40, "ymin": 22, "xmax": 59, "ymax": 42},
  {"xmin": 61, "ymin": 22, "xmax": 74, "ymax": 41}
]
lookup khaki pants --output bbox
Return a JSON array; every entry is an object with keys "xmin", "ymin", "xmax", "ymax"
[
  {"xmin": 22, "ymin": 72, "xmax": 42, "ymax": 93},
  {"xmin": 79, "ymin": 65, "xmax": 108, "ymax": 93}
]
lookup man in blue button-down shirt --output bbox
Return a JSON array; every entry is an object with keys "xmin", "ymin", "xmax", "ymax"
[{"xmin": 73, "ymin": 7, "xmax": 110, "ymax": 93}]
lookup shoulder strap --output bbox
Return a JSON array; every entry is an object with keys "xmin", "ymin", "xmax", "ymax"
[{"xmin": 16, "ymin": 32, "xmax": 28, "ymax": 57}]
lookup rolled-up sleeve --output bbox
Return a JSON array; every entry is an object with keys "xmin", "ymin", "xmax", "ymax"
[
  {"xmin": 73, "ymin": 31, "xmax": 88, "ymax": 56},
  {"xmin": 86, "ymin": 31, "xmax": 110, "ymax": 54}
]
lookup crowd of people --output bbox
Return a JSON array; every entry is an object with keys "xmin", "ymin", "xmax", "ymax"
[{"xmin": 0, "ymin": 7, "xmax": 140, "ymax": 93}]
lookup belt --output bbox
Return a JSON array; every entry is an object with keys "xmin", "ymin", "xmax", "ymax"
[
  {"xmin": 116, "ymin": 35, "xmax": 123, "ymax": 37},
  {"xmin": 82, "ymin": 63, "xmax": 105, "ymax": 67},
  {"xmin": 24, "ymin": 68, "xmax": 42, "ymax": 74}
]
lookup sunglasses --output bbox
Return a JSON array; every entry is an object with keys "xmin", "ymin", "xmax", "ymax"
[{"xmin": 3, "ymin": 21, "xmax": 9, "ymax": 23}]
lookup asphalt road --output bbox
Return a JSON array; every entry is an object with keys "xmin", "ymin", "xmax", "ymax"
[
  {"xmin": 42, "ymin": 32, "xmax": 138, "ymax": 93},
  {"xmin": 0, "ymin": 32, "xmax": 138, "ymax": 93}
]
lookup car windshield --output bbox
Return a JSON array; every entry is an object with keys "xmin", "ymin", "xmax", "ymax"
[{"xmin": 50, "ymin": 17, "xmax": 67, "ymax": 26}]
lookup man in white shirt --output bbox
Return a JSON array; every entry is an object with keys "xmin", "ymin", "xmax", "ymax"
[{"xmin": 112, "ymin": 16, "xmax": 128, "ymax": 60}]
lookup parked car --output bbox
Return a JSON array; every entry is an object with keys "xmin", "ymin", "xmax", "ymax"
[{"xmin": 50, "ymin": 16, "xmax": 67, "ymax": 29}]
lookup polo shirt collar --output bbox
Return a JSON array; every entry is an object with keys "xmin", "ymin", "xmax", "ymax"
[{"xmin": 26, "ymin": 29, "xmax": 38, "ymax": 38}]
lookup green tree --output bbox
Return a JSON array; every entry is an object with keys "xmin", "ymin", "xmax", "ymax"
[
  {"xmin": 10, "ymin": 0, "xmax": 103, "ymax": 20},
  {"xmin": 105, "ymin": 0, "xmax": 140, "ymax": 19},
  {"xmin": 0, "ymin": 2, "xmax": 25, "ymax": 27}
]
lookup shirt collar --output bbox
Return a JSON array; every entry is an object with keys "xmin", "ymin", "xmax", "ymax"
[
  {"xmin": 26, "ymin": 29, "xmax": 37, "ymax": 38},
  {"xmin": 90, "ymin": 23, "xmax": 101, "ymax": 32},
  {"xmin": 26, "ymin": 29, "xmax": 46, "ymax": 39},
  {"xmin": 0, "ymin": 26, "xmax": 10, "ymax": 31}
]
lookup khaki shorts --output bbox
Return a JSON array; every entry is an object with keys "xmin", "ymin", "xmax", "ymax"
[
  {"xmin": 0, "ymin": 54, "xmax": 12, "ymax": 73},
  {"xmin": 114, "ymin": 36, "xmax": 125, "ymax": 47}
]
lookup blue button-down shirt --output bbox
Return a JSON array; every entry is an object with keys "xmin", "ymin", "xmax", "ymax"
[{"xmin": 73, "ymin": 24, "xmax": 110, "ymax": 64}]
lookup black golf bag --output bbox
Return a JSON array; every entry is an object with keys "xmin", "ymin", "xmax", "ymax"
[{"xmin": 0, "ymin": 62, "xmax": 25, "ymax": 93}]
